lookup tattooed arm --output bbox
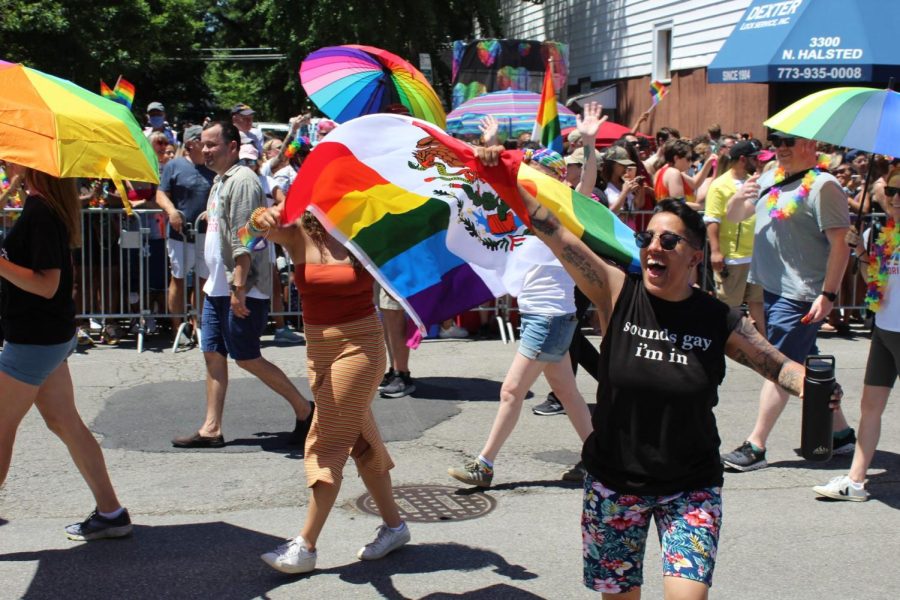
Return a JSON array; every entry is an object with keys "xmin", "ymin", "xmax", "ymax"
[
  {"xmin": 525, "ymin": 186, "xmax": 626, "ymax": 329},
  {"xmin": 725, "ymin": 317, "xmax": 843, "ymax": 407},
  {"xmin": 725, "ymin": 317, "xmax": 804, "ymax": 394}
]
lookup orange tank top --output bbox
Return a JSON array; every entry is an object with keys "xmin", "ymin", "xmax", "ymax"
[
  {"xmin": 654, "ymin": 164, "xmax": 695, "ymax": 202},
  {"xmin": 294, "ymin": 263, "xmax": 375, "ymax": 325}
]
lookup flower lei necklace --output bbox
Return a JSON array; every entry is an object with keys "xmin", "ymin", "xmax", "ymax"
[
  {"xmin": 865, "ymin": 219, "xmax": 900, "ymax": 312},
  {"xmin": 764, "ymin": 159, "xmax": 829, "ymax": 220}
]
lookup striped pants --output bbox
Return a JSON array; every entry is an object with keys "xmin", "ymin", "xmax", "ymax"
[{"xmin": 303, "ymin": 313, "xmax": 393, "ymax": 486}]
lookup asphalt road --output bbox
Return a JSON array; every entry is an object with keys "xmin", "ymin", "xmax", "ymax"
[{"xmin": 1, "ymin": 326, "xmax": 898, "ymax": 599}]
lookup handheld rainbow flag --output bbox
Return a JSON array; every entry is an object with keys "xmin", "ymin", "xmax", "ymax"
[
  {"xmin": 650, "ymin": 80, "xmax": 669, "ymax": 105},
  {"xmin": 100, "ymin": 80, "xmax": 117, "ymax": 101},
  {"xmin": 282, "ymin": 114, "xmax": 639, "ymax": 340},
  {"xmin": 531, "ymin": 62, "xmax": 563, "ymax": 154},
  {"xmin": 114, "ymin": 77, "xmax": 135, "ymax": 110}
]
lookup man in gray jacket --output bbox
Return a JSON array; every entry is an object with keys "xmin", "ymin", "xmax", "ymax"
[{"xmin": 172, "ymin": 121, "xmax": 313, "ymax": 449}]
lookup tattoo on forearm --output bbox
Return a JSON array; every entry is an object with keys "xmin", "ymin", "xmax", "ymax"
[
  {"xmin": 529, "ymin": 206, "xmax": 560, "ymax": 236},
  {"xmin": 560, "ymin": 245, "xmax": 604, "ymax": 288},
  {"xmin": 730, "ymin": 318, "xmax": 798, "ymax": 392}
]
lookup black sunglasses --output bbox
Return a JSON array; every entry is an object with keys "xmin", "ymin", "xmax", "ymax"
[
  {"xmin": 885, "ymin": 186, "xmax": 900, "ymax": 197},
  {"xmin": 769, "ymin": 138, "xmax": 796, "ymax": 148},
  {"xmin": 634, "ymin": 230, "xmax": 694, "ymax": 250}
]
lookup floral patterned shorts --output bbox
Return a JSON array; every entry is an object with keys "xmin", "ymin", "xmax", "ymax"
[{"xmin": 582, "ymin": 474, "xmax": 722, "ymax": 594}]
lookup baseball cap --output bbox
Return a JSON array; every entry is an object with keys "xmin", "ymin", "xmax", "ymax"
[
  {"xmin": 604, "ymin": 145, "xmax": 636, "ymax": 167},
  {"xmin": 147, "ymin": 101, "xmax": 165, "ymax": 113},
  {"xmin": 564, "ymin": 146, "xmax": 602, "ymax": 165},
  {"xmin": 844, "ymin": 149, "xmax": 865, "ymax": 162},
  {"xmin": 182, "ymin": 125, "xmax": 202, "ymax": 143},
  {"xmin": 231, "ymin": 103, "xmax": 255, "ymax": 116},
  {"xmin": 567, "ymin": 129, "xmax": 583, "ymax": 145},
  {"xmin": 238, "ymin": 144, "xmax": 259, "ymax": 161},
  {"xmin": 729, "ymin": 139, "xmax": 763, "ymax": 160}
]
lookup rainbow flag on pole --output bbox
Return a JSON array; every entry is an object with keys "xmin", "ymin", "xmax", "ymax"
[
  {"xmin": 100, "ymin": 80, "xmax": 117, "ymax": 101},
  {"xmin": 650, "ymin": 80, "xmax": 669, "ymax": 105},
  {"xmin": 114, "ymin": 77, "xmax": 135, "ymax": 110},
  {"xmin": 531, "ymin": 63, "xmax": 563, "ymax": 154}
]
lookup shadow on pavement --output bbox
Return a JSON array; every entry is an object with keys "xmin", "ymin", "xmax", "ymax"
[
  {"xmin": 450, "ymin": 479, "xmax": 580, "ymax": 493},
  {"xmin": 0, "ymin": 527, "xmax": 538, "ymax": 600},
  {"xmin": 314, "ymin": 542, "xmax": 538, "ymax": 600}
]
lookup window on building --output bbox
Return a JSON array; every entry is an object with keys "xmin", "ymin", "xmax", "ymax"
[{"xmin": 652, "ymin": 23, "xmax": 673, "ymax": 82}]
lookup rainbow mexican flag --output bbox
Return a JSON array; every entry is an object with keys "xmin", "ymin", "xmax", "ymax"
[
  {"xmin": 283, "ymin": 114, "xmax": 639, "ymax": 336},
  {"xmin": 531, "ymin": 63, "xmax": 562, "ymax": 154},
  {"xmin": 284, "ymin": 114, "xmax": 537, "ymax": 335}
]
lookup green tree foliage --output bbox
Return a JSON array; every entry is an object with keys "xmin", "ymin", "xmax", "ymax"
[
  {"xmin": 1, "ymin": 0, "xmax": 209, "ymax": 121},
  {"xmin": 1, "ymin": 0, "xmax": 502, "ymax": 122}
]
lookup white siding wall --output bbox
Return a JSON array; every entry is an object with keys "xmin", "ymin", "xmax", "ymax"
[{"xmin": 499, "ymin": 0, "xmax": 752, "ymax": 85}]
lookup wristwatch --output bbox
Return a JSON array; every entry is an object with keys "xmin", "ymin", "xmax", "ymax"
[
  {"xmin": 230, "ymin": 283, "xmax": 245, "ymax": 293},
  {"xmin": 821, "ymin": 291, "xmax": 838, "ymax": 302}
]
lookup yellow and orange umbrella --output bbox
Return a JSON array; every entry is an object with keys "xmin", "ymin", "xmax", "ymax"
[{"xmin": 0, "ymin": 61, "xmax": 159, "ymax": 212}]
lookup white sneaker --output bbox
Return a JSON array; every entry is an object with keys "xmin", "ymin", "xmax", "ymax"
[
  {"xmin": 261, "ymin": 536, "xmax": 317, "ymax": 574},
  {"xmin": 439, "ymin": 324, "xmax": 468, "ymax": 339},
  {"xmin": 813, "ymin": 475, "xmax": 869, "ymax": 502},
  {"xmin": 357, "ymin": 522, "xmax": 411, "ymax": 560}
]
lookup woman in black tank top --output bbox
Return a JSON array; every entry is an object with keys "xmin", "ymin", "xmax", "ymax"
[{"xmin": 474, "ymin": 146, "xmax": 843, "ymax": 599}]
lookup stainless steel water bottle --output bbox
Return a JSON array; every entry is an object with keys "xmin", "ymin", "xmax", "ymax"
[{"xmin": 801, "ymin": 356, "xmax": 835, "ymax": 461}]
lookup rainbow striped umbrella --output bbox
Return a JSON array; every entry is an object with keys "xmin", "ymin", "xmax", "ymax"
[
  {"xmin": 300, "ymin": 45, "xmax": 446, "ymax": 128},
  {"xmin": 446, "ymin": 89, "xmax": 576, "ymax": 140},
  {"xmin": 0, "ymin": 61, "xmax": 158, "ymax": 184},
  {"xmin": 764, "ymin": 87, "xmax": 900, "ymax": 156}
]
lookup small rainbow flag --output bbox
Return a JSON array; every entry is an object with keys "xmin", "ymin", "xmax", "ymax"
[
  {"xmin": 100, "ymin": 80, "xmax": 117, "ymax": 100},
  {"xmin": 531, "ymin": 63, "xmax": 563, "ymax": 154},
  {"xmin": 114, "ymin": 77, "xmax": 135, "ymax": 110},
  {"xmin": 650, "ymin": 80, "xmax": 669, "ymax": 105}
]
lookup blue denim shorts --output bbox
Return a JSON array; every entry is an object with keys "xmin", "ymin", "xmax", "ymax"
[
  {"xmin": 0, "ymin": 336, "xmax": 77, "ymax": 386},
  {"xmin": 517, "ymin": 313, "xmax": 578, "ymax": 363},
  {"xmin": 201, "ymin": 296, "xmax": 269, "ymax": 361},
  {"xmin": 763, "ymin": 291, "xmax": 821, "ymax": 362}
]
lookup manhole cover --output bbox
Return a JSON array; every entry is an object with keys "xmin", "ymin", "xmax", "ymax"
[{"xmin": 355, "ymin": 485, "xmax": 496, "ymax": 523}]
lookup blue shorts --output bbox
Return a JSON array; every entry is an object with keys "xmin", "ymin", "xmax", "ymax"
[
  {"xmin": 582, "ymin": 474, "xmax": 722, "ymax": 593},
  {"xmin": 518, "ymin": 313, "xmax": 578, "ymax": 363},
  {"xmin": 763, "ymin": 291, "xmax": 821, "ymax": 362},
  {"xmin": 201, "ymin": 296, "xmax": 269, "ymax": 361},
  {"xmin": 0, "ymin": 336, "xmax": 77, "ymax": 386}
]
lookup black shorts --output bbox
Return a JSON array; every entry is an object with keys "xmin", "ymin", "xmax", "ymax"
[{"xmin": 864, "ymin": 326, "xmax": 900, "ymax": 388}]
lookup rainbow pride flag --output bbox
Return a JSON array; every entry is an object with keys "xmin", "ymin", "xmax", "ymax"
[
  {"xmin": 518, "ymin": 163, "xmax": 640, "ymax": 273},
  {"xmin": 100, "ymin": 79, "xmax": 117, "ymax": 100},
  {"xmin": 650, "ymin": 80, "xmax": 669, "ymax": 105},
  {"xmin": 114, "ymin": 77, "xmax": 135, "ymax": 110},
  {"xmin": 531, "ymin": 63, "xmax": 562, "ymax": 154}
]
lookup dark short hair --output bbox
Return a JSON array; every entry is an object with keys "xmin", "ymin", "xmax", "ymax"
[
  {"xmin": 202, "ymin": 121, "xmax": 241, "ymax": 147},
  {"xmin": 663, "ymin": 139, "xmax": 692, "ymax": 164},
  {"xmin": 653, "ymin": 199, "xmax": 706, "ymax": 249}
]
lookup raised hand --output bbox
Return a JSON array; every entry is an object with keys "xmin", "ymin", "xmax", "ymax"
[
  {"xmin": 478, "ymin": 115, "xmax": 499, "ymax": 146},
  {"xmin": 576, "ymin": 102, "xmax": 607, "ymax": 140}
]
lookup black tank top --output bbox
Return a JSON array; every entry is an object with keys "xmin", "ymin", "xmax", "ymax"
[{"xmin": 582, "ymin": 274, "xmax": 742, "ymax": 494}]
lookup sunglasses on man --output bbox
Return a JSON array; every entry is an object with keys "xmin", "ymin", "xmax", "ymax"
[
  {"xmin": 634, "ymin": 230, "xmax": 697, "ymax": 251},
  {"xmin": 885, "ymin": 186, "xmax": 900, "ymax": 197}
]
